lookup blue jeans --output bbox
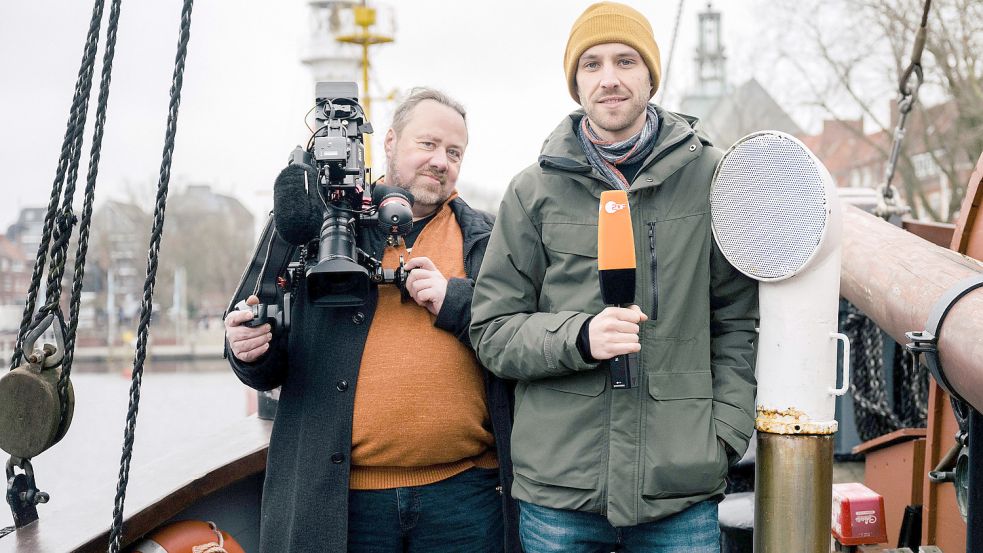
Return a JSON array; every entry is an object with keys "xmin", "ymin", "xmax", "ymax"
[
  {"xmin": 518, "ymin": 499, "xmax": 719, "ymax": 553},
  {"xmin": 347, "ymin": 467, "xmax": 504, "ymax": 553}
]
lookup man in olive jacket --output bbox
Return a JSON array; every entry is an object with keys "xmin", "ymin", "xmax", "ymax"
[
  {"xmin": 227, "ymin": 88, "xmax": 519, "ymax": 553},
  {"xmin": 470, "ymin": 3, "xmax": 758, "ymax": 552}
]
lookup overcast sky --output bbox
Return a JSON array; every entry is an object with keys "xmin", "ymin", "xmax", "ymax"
[{"xmin": 0, "ymin": 0, "xmax": 799, "ymax": 231}]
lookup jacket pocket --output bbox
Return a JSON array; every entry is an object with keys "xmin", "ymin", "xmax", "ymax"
[
  {"xmin": 541, "ymin": 223, "xmax": 598, "ymax": 257},
  {"xmin": 641, "ymin": 371, "xmax": 727, "ymax": 499},
  {"xmin": 510, "ymin": 370, "xmax": 606, "ymax": 490},
  {"xmin": 540, "ymin": 223, "xmax": 603, "ymax": 314}
]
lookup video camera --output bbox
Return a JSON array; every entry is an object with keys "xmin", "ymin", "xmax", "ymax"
[
  {"xmin": 301, "ymin": 81, "xmax": 416, "ymax": 306},
  {"xmin": 236, "ymin": 82, "xmax": 416, "ymax": 332}
]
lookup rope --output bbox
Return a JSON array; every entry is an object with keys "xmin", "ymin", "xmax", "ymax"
[
  {"xmin": 107, "ymin": 1, "xmax": 195, "ymax": 550},
  {"xmin": 190, "ymin": 522, "xmax": 228, "ymax": 553},
  {"xmin": 9, "ymin": 0, "xmax": 108, "ymax": 370},
  {"xmin": 655, "ymin": 0, "xmax": 685, "ymax": 106},
  {"xmin": 58, "ymin": 0, "xmax": 126, "ymax": 424},
  {"xmin": 192, "ymin": 544, "xmax": 228, "ymax": 553}
]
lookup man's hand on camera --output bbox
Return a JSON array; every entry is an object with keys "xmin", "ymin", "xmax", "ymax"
[
  {"xmin": 225, "ymin": 294, "xmax": 273, "ymax": 362},
  {"xmin": 588, "ymin": 305, "xmax": 648, "ymax": 360},
  {"xmin": 404, "ymin": 257, "xmax": 447, "ymax": 316}
]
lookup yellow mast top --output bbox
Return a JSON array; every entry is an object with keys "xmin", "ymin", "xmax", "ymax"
[{"xmin": 335, "ymin": 2, "xmax": 393, "ymax": 168}]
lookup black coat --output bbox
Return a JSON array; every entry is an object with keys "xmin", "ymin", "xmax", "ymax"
[{"xmin": 229, "ymin": 197, "xmax": 520, "ymax": 553}]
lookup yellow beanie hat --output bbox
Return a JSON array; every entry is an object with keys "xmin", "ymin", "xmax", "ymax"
[{"xmin": 563, "ymin": 2, "xmax": 662, "ymax": 104}]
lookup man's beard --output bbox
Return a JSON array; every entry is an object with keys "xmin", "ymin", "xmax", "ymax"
[
  {"xmin": 583, "ymin": 94, "xmax": 649, "ymax": 138},
  {"xmin": 387, "ymin": 152, "xmax": 449, "ymax": 209}
]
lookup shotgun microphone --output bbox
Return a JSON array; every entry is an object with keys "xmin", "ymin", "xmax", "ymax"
[
  {"xmin": 273, "ymin": 163, "xmax": 322, "ymax": 246},
  {"xmin": 597, "ymin": 190, "xmax": 639, "ymax": 389}
]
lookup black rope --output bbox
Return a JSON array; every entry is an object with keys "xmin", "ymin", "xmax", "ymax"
[
  {"xmin": 9, "ymin": 0, "xmax": 107, "ymax": 370},
  {"xmin": 58, "ymin": 0, "xmax": 126, "ymax": 423},
  {"xmin": 107, "ymin": 1, "xmax": 194, "ymax": 550}
]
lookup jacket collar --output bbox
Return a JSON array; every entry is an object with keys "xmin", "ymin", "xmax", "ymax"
[
  {"xmin": 537, "ymin": 105, "xmax": 709, "ymax": 191},
  {"xmin": 448, "ymin": 196, "xmax": 493, "ymax": 258}
]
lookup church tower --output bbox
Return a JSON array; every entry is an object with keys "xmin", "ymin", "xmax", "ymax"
[
  {"xmin": 679, "ymin": 2, "xmax": 728, "ymax": 118},
  {"xmin": 695, "ymin": 2, "xmax": 727, "ymax": 97}
]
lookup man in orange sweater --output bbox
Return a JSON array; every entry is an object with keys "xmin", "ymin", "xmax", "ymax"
[{"xmin": 225, "ymin": 88, "xmax": 518, "ymax": 553}]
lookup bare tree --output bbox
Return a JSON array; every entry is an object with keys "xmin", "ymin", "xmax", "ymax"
[
  {"xmin": 157, "ymin": 185, "xmax": 255, "ymax": 321},
  {"xmin": 764, "ymin": 0, "xmax": 983, "ymax": 221}
]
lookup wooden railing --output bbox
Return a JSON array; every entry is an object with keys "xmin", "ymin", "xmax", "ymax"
[{"xmin": 0, "ymin": 416, "xmax": 271, "ymax": 553}]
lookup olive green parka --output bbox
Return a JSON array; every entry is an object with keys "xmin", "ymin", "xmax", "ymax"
[{"xmin": 470, "ymin": 106, "xmax": 758, "ymax": 527}]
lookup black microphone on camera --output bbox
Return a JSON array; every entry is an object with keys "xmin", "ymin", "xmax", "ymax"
[
  {"xmin": 273, "ymin": 162, "xmax": 322, "ymax": 246},
  {"xmin": 371, "ymin": 184, "xmax": 414, "ymax": 236}
]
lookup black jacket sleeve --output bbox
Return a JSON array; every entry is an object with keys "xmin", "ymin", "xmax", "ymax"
[
  {"xmin": 434, "ymin": 276, "xmax": 475, "ymax": 348},
  {"xmin": 227, "ymin": 330, "xmax": 289, "ymax": 391}
]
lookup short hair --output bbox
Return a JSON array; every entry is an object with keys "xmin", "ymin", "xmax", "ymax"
[{"xmin": 390, "ymin": 87, "xmax": 467, "ymax": 135}]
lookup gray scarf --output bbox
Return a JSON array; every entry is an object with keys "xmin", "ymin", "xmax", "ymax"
[{"xmin": 577, "ymin": 104, "xmax": 660, "ymax": 190}]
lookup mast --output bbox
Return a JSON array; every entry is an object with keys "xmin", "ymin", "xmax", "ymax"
[
  {"xmin": 302, "ymin": 1, "xmax": 393, "ymax": 169},
  {"xmin": 335, "ymin": 3, "xmax": 393, "ymax": 168}
]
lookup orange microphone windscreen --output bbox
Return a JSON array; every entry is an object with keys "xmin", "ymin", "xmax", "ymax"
[{"xmin": 598, "ymin": 190, "xmax": 636, "ymax": 271}]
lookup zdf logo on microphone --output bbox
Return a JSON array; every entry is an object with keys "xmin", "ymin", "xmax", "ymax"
[{"xmin": 604, "ymin": 200, "xmax": 627, "ymax": 214}]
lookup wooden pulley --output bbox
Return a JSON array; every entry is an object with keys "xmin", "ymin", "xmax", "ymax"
[{"xmin": 0, "ymin": 314, "xmax": 75, "ymax": 459}]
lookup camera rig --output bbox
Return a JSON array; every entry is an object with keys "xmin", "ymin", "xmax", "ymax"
[
  {"xmin": 231, "ymin": 82, "xmax": 416, "ymax": 333},
  {"xmin": 302, "ymin": 81, "xmax": 416, "ymax": 306}
]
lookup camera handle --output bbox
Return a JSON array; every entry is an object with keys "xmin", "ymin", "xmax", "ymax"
[
  {"xmin": 235, "ymin": 292, "xmax": 291, "ymax": 332},
  {"xmin": 359, "ymin": 248, "xmax": 413, "ymax": 302}
]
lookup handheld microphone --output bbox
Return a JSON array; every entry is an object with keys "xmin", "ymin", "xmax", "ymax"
[
  {"xmin": 273, "ymin": 163, "xmax": 322, "ymax": 246},
  {"xmin": 597, "ymin": 190, "xmax": 638, "ymax": 389}
]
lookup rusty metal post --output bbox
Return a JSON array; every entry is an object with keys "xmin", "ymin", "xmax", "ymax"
[{"xmin": 755, "ymin": 433, "xmax": 834, "ymax": 553}]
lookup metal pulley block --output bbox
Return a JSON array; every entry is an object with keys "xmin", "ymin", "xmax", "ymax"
[
  {"xmin": 0, "ymin": 314, "xmax": 75, "ymax": 459},
  {"xmin": 6, "ymin": 457, "xmax": 48, "ymax": 528}
]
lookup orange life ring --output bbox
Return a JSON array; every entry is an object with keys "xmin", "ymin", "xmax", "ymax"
[{"xmin": 130, "ymin": 520, "xmax": 245, "ymax": 553}]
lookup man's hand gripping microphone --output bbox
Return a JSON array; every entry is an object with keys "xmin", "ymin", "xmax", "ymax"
[{"xmin": 597, "ymin": 190, "xmax": 643, "ymax": 389}]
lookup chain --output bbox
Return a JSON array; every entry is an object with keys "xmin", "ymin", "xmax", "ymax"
[
  {"xmin": 107, "ymin": 1, "xmax": 194, "ymax": 550},
  {"xmin": 841, "ymin": 302, "xmax": 929, "ymax": 441},
  {"xmin": 874, "ymin": 0, "xmax": 931, "ymax": 220},
  {"xmin": 842, "ymin": 304, "xmax": 900, "ymax": 440}
]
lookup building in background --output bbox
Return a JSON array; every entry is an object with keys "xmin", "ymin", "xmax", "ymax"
[
  {"xmin": 676, "ymin": 2, "xmax": 802, "ymax": 148},
  {"xmin": 89, "ymin": 200, "xmax": 150, "ymax": 330},
  {"xmin": 799, "ymin": 99, "xmax": 974, "ymax": 220},
  {"xmin": 5, "ymin": 207, "xmax": 46, "ymax": 262},
  {"xmin": 0, "ymin": 236, "xmax": 30, "ymax": 331},
  {"xmin": 163, "ymin": 184, "xmax": 255, "ymax": 320}
]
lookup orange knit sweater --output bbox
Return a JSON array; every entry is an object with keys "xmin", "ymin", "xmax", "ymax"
[{"xmin": 349, "ymin": 195, "xmax": 497, "ymax": 490}]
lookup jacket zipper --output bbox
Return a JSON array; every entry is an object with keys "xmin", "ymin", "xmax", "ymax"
[{"xmin": 648, "ymin": 222, "xmax": 659, "ymax": 321}]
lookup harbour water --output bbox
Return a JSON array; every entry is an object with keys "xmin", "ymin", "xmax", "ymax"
[{"xmin": 1, "ymin": 359, "xmax": 250, "ymax": 530}]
